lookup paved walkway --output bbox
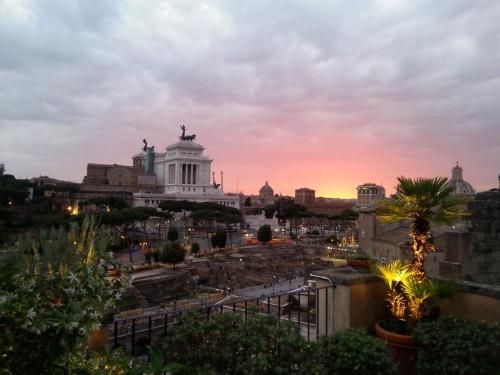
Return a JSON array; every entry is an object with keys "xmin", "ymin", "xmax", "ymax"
[{"xmin": 233, "ymin": 278, "xmax": 305, "ymax": 299}]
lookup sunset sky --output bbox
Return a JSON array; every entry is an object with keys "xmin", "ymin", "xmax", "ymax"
[{"xmin": 1, "ymin": 1, "xmax": 499, "ymax": 198}]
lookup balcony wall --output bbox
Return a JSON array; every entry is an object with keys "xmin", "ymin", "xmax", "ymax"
[{"xmin": 310, "ymin": 265, "xmax": 500, "ymax": 336}]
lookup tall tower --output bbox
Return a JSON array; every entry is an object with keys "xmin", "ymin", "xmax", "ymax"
[{"xmin": 445, "ymin": 162, "xmax": 475, "ymax": 195}]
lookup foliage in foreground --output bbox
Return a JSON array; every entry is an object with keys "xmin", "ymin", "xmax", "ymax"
[
  {"xmin": 376, "ymin": 261, "xmax": 457, "ymax": 331},
  {"xmin": 0, "ymin": 216, "xmax": 128, "ymax": 375},
  {"xmin": 160, "ymin": 311, "xmax": 320, "ymax": 375},
  {"xmin": 154, "ymin": 311, "xmax": 397, "ymax": 375},
  {"xmin": 318, "ymin": 329, "xmax": 398, "ymax": 375},
  {"xmin": 412, "ymin": 316, "xmax": 500, "ymax": 375}
]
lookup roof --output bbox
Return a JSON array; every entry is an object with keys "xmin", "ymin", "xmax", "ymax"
[
  {"xmin": 445, "ymin": 179, "xmax": 475, "ymax": 195},
  {"xmin": 259, "ymin": 181, "xmax": 274, "ymax": 194},
  {"xmin": 165, "ymin": 140, "xmax": 204, "ymax": 151},
  {"xmin": 445, "ymin": 162, "xmax": 475, "ymax": 195}
]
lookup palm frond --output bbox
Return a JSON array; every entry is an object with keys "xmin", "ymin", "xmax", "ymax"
[
  {"xmin": 376, "ymin": 176, "xmax": 469, "ymax": 226},
  {"xmin": 376, "ymin": 261, "xmax": 415, "ymax": 289}
]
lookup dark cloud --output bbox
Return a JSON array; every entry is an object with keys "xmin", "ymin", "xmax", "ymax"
[{"xmin": 1, "ymin": 0, "xmax": 499, "ymax": 193}]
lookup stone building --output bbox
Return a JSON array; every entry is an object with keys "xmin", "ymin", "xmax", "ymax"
[
  {"xmin": 465, "ymin": 191, "xmax": 500, "ymax": 285},
  {"xmin": 80, "ymin": 162, "xmax": 156, "ymax": 202},
  {"xmin": 445, "ymin": 162, "xmax": 475, "ymax": 195},
  {"xmin": 356, "ymin": 183, "xmax": 385, "ymax": 207},
  {"xmin": 258, "ymin": 181, "xmax": 275, "ymax": 206},
  {"xmin": 303, "ymin": 198, "xmax": 356, "ymax": 216},
  {"xmin": 295, "ymin": 188, "xmax": 315, "ymax": 205}
]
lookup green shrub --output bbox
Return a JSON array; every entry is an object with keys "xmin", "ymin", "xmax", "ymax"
[
  {"xmin": 412, "ymin": 316, "xmax": 500, "ymax": 375},
  {"xmin": 0, "ymin": 216, "xmax": 128, "ymax": 374},
  {"xmin": 257, "ymin": 224, "xmax": 272, "ymax": 243},
  {"xmin": 167, "ymin": 226, "xmax": 179, "ymax": 242},
  {"xmin": 318, "ymin": 329, "xmax": 398, "ymax": 375},
  {"xmin": 191, "ymin": 242, "xmax": 200, "ymax": 255},
  {"xmin": 311, "ymin": 229, "xmax": 320, "ymax": 236},
  {"xmin": 161, "ymin": 242, "xmax": 185, "ymax": 269},
  {"xmin": 160, "ymin": 312, "xmax": 321, "ymax": 374}
]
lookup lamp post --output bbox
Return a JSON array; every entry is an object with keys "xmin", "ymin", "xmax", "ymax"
[{"xmin": 272, "ymin": 275, "xmax": 277, "ymax": 295}]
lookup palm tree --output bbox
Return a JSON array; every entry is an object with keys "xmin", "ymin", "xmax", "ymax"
[{"xmin": 376, "ymin": 177, "xmax": 469, "ymax": 280}]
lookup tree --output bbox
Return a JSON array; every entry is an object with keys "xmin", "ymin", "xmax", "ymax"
[
  {"xmin": 0, "ymin": 174, "xmax": 31, "ymax": 207},
  {"xmin": 244, "ymin": 196, "xmax": 252, "ymax": 207},
  {"xmin": 191, "ymin": 242, "xmax": 200, "ymax": 255},
  {"xmin": 167, "ymin": 226, "xmax": 179, "ymax": 242},
  {"xmin": 213, "ymin": 231, "xmax": 227, "ymax": 250},
  {"xmin": 217, "ymin": 212, "xmax": 242, "ymax": 248},
  {"xmin": 80, "ymin": 196, "xmax": 130, "ymax": 210},
  {"xmin": 377, "ymin": 177, "xmax": 469, "ymax": 279},
  {"xmin": 190, "ymin": 209, "xmax": 221, "ymax": 251},
  {"xmin": 257, "ymin": 224, "xmax": 272, "ymax": 244},
  {"xmin": 264, "ymin": 198, "xmax": 308, "ymax": 236},
  {"xmin": 210, "ymin": 232, "xmax": 219, "ymax": 250},
  {"xmin": 161, "ymin": 242, "xmax": 186, "ymax": 270}
]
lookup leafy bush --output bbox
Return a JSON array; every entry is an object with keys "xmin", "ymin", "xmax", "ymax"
[
  {"xmin": 191, "ymin": 242, "xmax": 200, "ymax": 255},
  {"xmin": 257, "ymin": 224, "xmax": 272, "ymax": 243},
  {"xmin": 350, "ymin": 253, "xmax": 370, "ymax": 260},
  {"xmin": 412, "ymin": 316, "xmax": 500, "ymax": 375},
  {"xmin": 161, "ymin": 242, "xmax": 185, "ymax": 269},
  {"xmin": 160, "ymin": 311, "xmax": 322, "ymax": 374},
  {"xmin": 167, "ymin": 226, "xmax": 179, "ymax": 242},
  {"xmin": 0, "ymin": 216, "xmax": 128, "ymax": 374},
  {"xmin": 311, "ymin": 229, "xmax": 320, "ymax": 236},
  {"xmin": 318, "ymin": 329, "xmax": 398, "ymax": 375}
]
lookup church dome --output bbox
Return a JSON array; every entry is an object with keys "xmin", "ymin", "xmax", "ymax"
[
  {"xmin": 259, "ymin": 181, "xmax": 274, "ymax": 195},
  {"xmin": 445, "ymin": 162, "xmax": 475, "ymax": 195}
]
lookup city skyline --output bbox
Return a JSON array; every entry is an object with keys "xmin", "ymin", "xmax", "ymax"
[{"xmin": 2, "ymin": 1, "xmax": 500, "ymax": 197}]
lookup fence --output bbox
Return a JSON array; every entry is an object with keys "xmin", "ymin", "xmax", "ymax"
[{"xmin": 110, "ymin": 284, "xmax": 334, "ymax": 356}]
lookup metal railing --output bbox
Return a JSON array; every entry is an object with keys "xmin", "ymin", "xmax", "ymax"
[{"xmin": 110, "ymin": 284, "xmax": 334, "ymax": 356}]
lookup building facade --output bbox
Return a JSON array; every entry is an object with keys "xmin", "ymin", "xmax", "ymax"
[
  {"xmin": 445, "ymin": 162, "xmax": 475, "ymax": 195},
  {"xmin": 295, "ymin": 188, "xmax": 315, "ymax": 205},
  {"xmin": 356, "ymin": 183, "xmax": 385, "ymax": 207},
  {"xmin": 133, "ymin": 132, "xmax": 240, "ymax": 208}
]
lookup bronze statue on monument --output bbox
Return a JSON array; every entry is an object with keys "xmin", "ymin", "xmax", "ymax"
[{"xmin": 179, "ymin": 125, "xmax": 196, "ymax": 141}]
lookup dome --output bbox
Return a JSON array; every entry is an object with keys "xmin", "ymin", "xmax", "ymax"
[
  {"xmin": 445, "ymin": 162, "xmax": 475, "ymax": 195},
  {"xmin": 259, "ymin": 181, "xmax": 274, "ymax": 195}
]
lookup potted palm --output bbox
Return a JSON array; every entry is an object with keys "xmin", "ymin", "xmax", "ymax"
[
  {"xmin": 374, "ymin": 177, "xmax": 467, "ymax": 374},
  {"xmin": 376, "ymin": 176, "xmax": 469, "ymax": 280},
  {"xmin": 375, "ymin": 261, "xmax": 457, "ymax": 374}
]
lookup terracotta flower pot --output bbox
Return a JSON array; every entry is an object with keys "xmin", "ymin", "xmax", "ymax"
[
  {"xmin": 346, "ymin": 258, "xmax": 370, "ymax": 268},
  {"xmin": 89, "ymin": 325, "xmax": 109, "ymax": 351},
  {"xmin": 375, "ymin": 320, "xmax": 418, "ymax": 375}
]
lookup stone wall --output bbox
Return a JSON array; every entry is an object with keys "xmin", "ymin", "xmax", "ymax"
[
  {"xmin": 465, "ymin": 191, "xmax": 500, "ymax": 285},
  {"xmin": 440, "ymin": 279, "xmax": 500, "ymax": 324}
]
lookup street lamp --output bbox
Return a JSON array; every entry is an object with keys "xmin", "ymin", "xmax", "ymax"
[{"xmin": 272, "ymin": 275, "xmax": 277, "ymax": 295}]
